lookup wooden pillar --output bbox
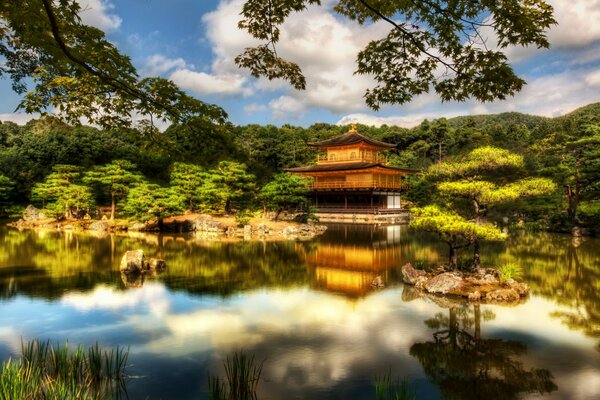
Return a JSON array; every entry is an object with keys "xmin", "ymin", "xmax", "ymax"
[
  {"xmin": 344, "ymin": 194, "xmax": 348, "ymax": 209},
  {"xmin": 370, "ymin": 192, "xmax": 374, "ymax": 210}
]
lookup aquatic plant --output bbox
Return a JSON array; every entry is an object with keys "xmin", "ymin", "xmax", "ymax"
[
  {"xmin": 374, "ymin": 370, "xmax": 417, "ymax": 400},
  {"xmin": 498, "ymin": 263, "xmax": 523, "ymax": 283},
  {"xmin": 0, "ymin": 339, "xmax": 129, "ymax": 400},
  {"xmin": 208, "ymin": 350, "xmax": 264, "ymax": 400}
]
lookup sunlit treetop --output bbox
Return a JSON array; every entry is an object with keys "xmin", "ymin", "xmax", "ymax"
[
  {"xmin": 236, "ymin": 0, "xmax": 556, "ymax": 110},
  {"xmin": 428, "ymin": 146, "xmax": 524, "ymax": 178},
  {"xmin": 0, "ymin": 0, "xmax": 227, "ymax": 129}
]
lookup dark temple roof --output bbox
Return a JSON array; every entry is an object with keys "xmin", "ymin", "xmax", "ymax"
[
  {"xmin": 287, "ymin": 162, "xmax": 418, "ymax": 173},
  {"xmin": 309, "ymin": 127, "xmax": 396, "ymax": 149}
]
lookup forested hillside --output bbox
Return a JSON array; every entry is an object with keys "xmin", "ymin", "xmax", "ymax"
[{"xmin": 0, "ymin": 103, "xmax": 598, "ymax": 233}]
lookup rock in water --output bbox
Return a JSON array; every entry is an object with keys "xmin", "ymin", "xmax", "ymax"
[
  {"xmin": 120, "ymin": 250, "xmax": 145, "ymax": 274},
  {"xmin": 468, "ymin": 291, "xmax": 482, "ymax": 302},
  {"xmin": 486, "ymin": 289, "xmax": 520, "ymax": 302},
  {"xmin": 401, "ymin": 263, "xmax": 427, "ymax": 285},
  {"xmin": 89, "ymin": 220, "xmax": 109, "ymax": 231},
  {"xmin": 424, "ymin": 273, "xmax": 464, "ymax": 294},
  {"xmin": 371, "ymin": 275, "xmax": 385, "ymax": 288},
  {"xmin": 22, "ymin": 205, "xmax": 43, "ymax": 221},
  {"xmin": 147, "ymin": 258, "xmax": 166, "ymax": 272}
]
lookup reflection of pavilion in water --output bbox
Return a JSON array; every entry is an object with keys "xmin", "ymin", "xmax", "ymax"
[{"xmin": 306, "ymin": 224, "xmax": 403, "ymax": 298}]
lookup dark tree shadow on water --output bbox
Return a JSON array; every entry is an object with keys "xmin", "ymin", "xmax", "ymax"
[{"xmin": 410, "ymin": 304, "xmax": 558, "ymax": 400}]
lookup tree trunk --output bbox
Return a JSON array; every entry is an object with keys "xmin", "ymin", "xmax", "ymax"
[
  {"xmin": 448, "ymin": 243, "xmax": 457, "ymax": 270},
  {"xmin": 274, "ymin": 208, "xmax": 283, "ymax": 221},
  {"xmin": 110, "ymin": 191, "xmax": 116, "ymax": 220},
  {"xmin": 472, "ymin": 240, "xmax": 481, "ymax": 271},
  {"xmin": 474, "ymin": 304, "xmax": 481, "ymax": 342}
]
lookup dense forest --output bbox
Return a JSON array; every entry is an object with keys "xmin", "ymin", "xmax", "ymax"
[{"xmin": 0, "ymin": 102, "xmax": 598, "ymax": 234}]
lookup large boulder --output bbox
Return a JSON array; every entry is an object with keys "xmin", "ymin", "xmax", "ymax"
[
  {"xmin": 486, "ymin": 288, "xmax": 520, "ymax": 302},
  {"xmin": 22, "ymin": 205, "xmax": 45, "ymax": 221},
  {"xmin": 120, "ymin": 250, "xmax": 145, "ymax": 274},
  {"xmin": 509, "ymin": 281, "xmax": 530, "ymax": 297},
  {"xmin": 192, "ymin": 215, "xmax": 223, "ymax": 231},
  {"xmin": 89, "ymin": 220, "xmax": 109, "ymax": 232},
  {"xmin": 424, "ymin": 272, "xmax": 464, "ymax": 294},
  {"xmin": 401, "ymin": 263, "xmax": 427, "ymax": 285}
]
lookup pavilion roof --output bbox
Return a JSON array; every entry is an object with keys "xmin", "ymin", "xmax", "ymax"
[{"xmin": 309, "ymin": 125, "xmax": 396, "ymax": 149}]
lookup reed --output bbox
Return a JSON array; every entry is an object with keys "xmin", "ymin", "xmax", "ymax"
[
  {"xmin": 374, "ymin": 371, "xmax": 417, "ymax": 400},
  {"xmin": 0, "ymin": 339, "xmax": 129, "ymax": 400},
  {"xmin": 208, "ymin": 350, "xmax": 264, "ymax": 400}
]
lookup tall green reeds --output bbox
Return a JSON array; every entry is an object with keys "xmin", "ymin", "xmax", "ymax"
[
  {"xmin": 208, "ymin": 351, "xmax": 264, "ymax": 400},
  {"xmin": 0, "ymin": 339, "xmax": 129, "ymax": 400},
  {"xmin": 374, "ymin": 370, "xmax": 417, "ymax": 400}
]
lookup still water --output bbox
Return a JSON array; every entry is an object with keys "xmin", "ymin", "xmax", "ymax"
[{"xmin": 0, "ymin": 224, "xmax": 599, "ymax": 399}]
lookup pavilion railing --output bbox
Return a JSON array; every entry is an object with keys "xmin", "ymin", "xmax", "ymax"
[
  {"xmin": 310, "ymin": 180, "xmax": 408, "ymax": 190},
  {"xmin": 317, "ymin": 154, "xmax": 388, "ymax": 164}
]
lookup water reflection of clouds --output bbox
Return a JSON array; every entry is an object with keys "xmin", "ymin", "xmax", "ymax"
[{"xmin": 61, "ymin": 283, "xmax": 170, "ymax": 317}]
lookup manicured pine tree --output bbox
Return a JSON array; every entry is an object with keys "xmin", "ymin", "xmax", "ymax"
[
  {"xmin": 197, "ymin": 161, "xmax": 256, "ymax": 214},
  {"xmin": 169, "ymin": 162, "xmax": 206, "ymax": 211},
  {"xmin": 123, "ymin": 182, "xmax": 185, "ymax": 227},
  {"xmin": 31, "ymin": 165, "xmax": 94, "ymax": 218},
  {"xmin": 259, "ymin": 173, "xmax": 309, "ymax": 220},
  {"xmin": 410, "ymin": 205, "xmax": 506, "ymax": 270},
  {"xmin": 84, "ymin": 160, "xmax": 143, "ymax": 220},
  {"xmin": 430, "ymin": 146, "xmax": 556, "ymax": 269}
]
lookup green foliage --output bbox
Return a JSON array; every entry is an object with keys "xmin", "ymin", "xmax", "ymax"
[
  {"xmin": 0, "ymin": 175, "xmax": 13, "ymax": 201},
  {"xmin": 84, "ymin": 160, "xmax": 142, "ymax": 219},
  {"xmin": 428, "ymin": 146, "xmax": 523, "ymax": 178},
  {"xmin": 498, "ymin": 263, "xmax": 523, "ymax": 284},
  {"xmin": 0, "ymin": 339, "xmax": 128, "ymax": 399},
  {"xmin": 198, "ymin": 161, "xmax": 256, "ymax": 214},
  {"xmin": 237, "ymin": 0, "xmax": 555, "ymax": 108},
  {"xmin": 438, "ymin": 178, "xmax": 556, "ymax": 205},
  {"xmin": 123, "ymin": 182, "xmax": 185, "ymax": 222},
  {"xmin": 374, "ymin": 371, "xmax": 417, "ymax": 400},
  {"xmin": 208, "ymin": 351, "xmax": 263, "ymax": 400},
  {"xmin": 260, "ymin": 173, "xmax": 308, "ymax": 218},
  {"xmin": 169, "ymin": 162, "xmax": 206, "ymax": 210},
  {"xmin": 411, "ymin": 205, "xmax": 507, "ymax": 244},
  {"xmin": 0, "ymin": 1, "xmax": 227, "ymax": 129},
  {"xmin": 235, "ymin": 210, "xmax": 252, "ymax": 227},
  {"xmin": 31, "ymin": 165, "xmax": 94, "ymax": 218}
]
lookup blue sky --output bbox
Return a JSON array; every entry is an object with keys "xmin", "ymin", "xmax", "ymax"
[{"xmin": 1, "ymin": 0, "xmax": 600, "ymax": 127}]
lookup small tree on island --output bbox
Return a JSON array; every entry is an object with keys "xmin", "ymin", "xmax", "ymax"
[
  {"xmin": 31, "ymin": 165, "xmax": 94, "ymax": 218},
  {"xmin": 430, "ymin": 147, "xmax": 556, "ymax": 269},
  {"xmin": 259, "ymin": 173, "xmax": 309, "ymax": 220},
  {"xmin": 411, "ymin": 206, "xmax": 506, "ymax": 270},
  {"xmin": 123, "ymin": 182, "xmax": 185, "ymax": 227},
  {"xmin": 169, "ymin": 162, "xmax": 206, "ymax": 211},
  {"xmin": 84, "ymin": 160, "xmax": 143, "ymax": 220},
  {"xmin": 197, "ymin": 161, "xmax": 256, "ymax": 214}
]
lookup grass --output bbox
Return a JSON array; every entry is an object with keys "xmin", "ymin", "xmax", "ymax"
[
  {"xmin": 208, "ymin": 351, "xmax": 264, "ymax": 400},
  {"xmin": 374, "ymin": 371, "xmax": 417, "ymax": 400},
  {"xmin": 0, "ymin": 339, "xmax": 129, "ymax": 400},
  {"xmin": 498, "ymin": 262, "xmax": 523, "ymax": 283}
]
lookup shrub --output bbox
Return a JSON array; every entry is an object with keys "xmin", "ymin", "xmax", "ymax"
[{"xmin": 498, "ymin": 263, "xmax": 523, "ymax": 283}]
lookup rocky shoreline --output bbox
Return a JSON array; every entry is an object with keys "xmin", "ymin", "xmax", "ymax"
[
  {"xmin": 9, "ymin": 205, "xmax": 327, "ymax": 241},
  {"xmin": 401, "ymin": 263, "xmax": 529, "ymax": 304}
]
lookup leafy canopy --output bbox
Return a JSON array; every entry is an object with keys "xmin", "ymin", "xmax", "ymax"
[
  {"xmin": 260, "ymin": 173, "xmax": 309, "ymax": 210},
  {"xmin": 169, "ymin": 162, "xmax": 206, "ymax": 210},
  {"xmin": 0, "ymin": 0, "xmax": 226, "ymax": 128},
  {"xmin": 237, "ymin": 0, "xmax": 556, "ymax": 109},
  {"xmin": 123, "ymin": 182, "xmax": 185, "ymax": 222},
  {"xmin": 411, "ymin": 205, "xmax": 506, "ymax": 245}
]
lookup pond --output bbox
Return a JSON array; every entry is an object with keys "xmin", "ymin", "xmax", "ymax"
[{"xmin": 0, "ymin": 223, "xmax": 599, "ymax": 399}]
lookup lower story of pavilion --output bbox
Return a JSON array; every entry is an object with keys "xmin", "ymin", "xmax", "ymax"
[{"xmin": 309, "ymin": 189, "xmax": 404, "ymax": 214}]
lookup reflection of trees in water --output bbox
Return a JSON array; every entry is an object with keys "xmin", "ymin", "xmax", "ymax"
[
  {"xmin": 487, "ymin": 232, "xmax": 600, "ymax": 351},
  {"xmin": 0, "ymin": 226, "xmax": 311, "ymax": 299},
  {"xmin": 410, "ymin": 304, "xmax": 557, "ymax": 400}
]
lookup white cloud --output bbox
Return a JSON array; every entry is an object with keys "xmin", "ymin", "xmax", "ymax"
[
  {"xmin": 585, "ymin": 70, "xmax": 600, "ymax": 88},
  {"xmin": 170, "ymin": 69, "xmax": 251, "ymax": 96},
  {"xmin": 201, "ymin": 0, "xmax": 387, "ymax": 118},
  {"xmin": 142, "ymin": 54, "xmax": 189, "ymax": 77},
  {"xmin": 77, "ymin": 0, "xmax": 122, "ymax": 32},
  {"xmin": 244, "ymin": 103, "xmax": 268, "ymax": 113},
  {"xmin": 269, "ymin": 96, "xmax": 306, "ymax": 120},
  {"xmin": 547, "ymin": 0, "xmax": 600, "ymax": 48},
  {"xmin": 0, "ymin": 113, "xmax": 38, "ymax": 125},
  {"xmin": 337, "ymin": 112, "xmax": 460, "ymax": 128}
]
